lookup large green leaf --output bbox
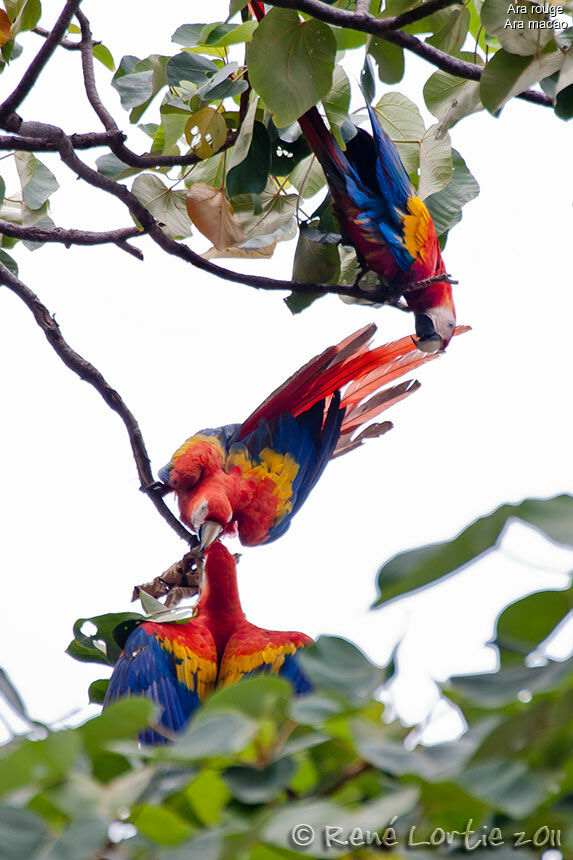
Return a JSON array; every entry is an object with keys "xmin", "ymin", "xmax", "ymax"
[
  {"xmin": 373, "ymin": 92, "xmax": 425, "ymax": 175},
  {"xmin": 374, "ymin": 495, "xmax": 573, "ymax": 607},
  {"xmin": 425, "ymin": 149, "xmax": 480, "ymax": 236},
  {"xmin": 449, "ymin": 656, "xmax": 573, "ymax": 707},
  {"xmin": 80, "ymin": 699, "xmax": 158, "ymax": 754},
  {"xmin": 368, "ymin": 38, "xmax": 404, "ymax": 85},
  {"xmin": 458, "ymin": 759, "xmax": 549, "ymax": 817},
  {"xmin": 480, "ymin": 46, "xmax": 563, "ymax": 113},
  {"xmin": 224, "ymin": 758, "xmax": 295, "ymax": 804},
  {"xmin": 291, "ymin": 225, "xmax": 340, "ymax": 286},
  {"xmin": 113, "ymin": 55, "xmax": 168, "ymax": 121},
  {"xmin": 298, "ymin": 636, "xmax": 385, "ymax": 702},
  {"xmin": 261, "ymin": 789, "xmax": 419, "ymax": 858},
  {"xmin": 165, "ymin": 710, "xmax": 258, "ymax": 760},
  {"xmin": 0, "ymin": 806, "xmax": 50, "ymax": 860},
  {"xmin": 132, "ymin": 174, "xmax": 192, "ymax": 239},
  {"xmin": 14, "ymin": 152, "xmax": 59, "ymax": 210},
  {"xmin": 481, "ymin": 0, "xmax": 555, "ymax": 56},
  {"xmin": 66, "ymin": 611, "xmax": 143, "ymax": 667},
  {"xmin": 247, "ymin": 8, "xmax": 336, "ymax": 127},
  {"xmin": 227, "ymin": 122, "xmax": 271, "ymax": 197},
  {"xmin": 0, "ymin": 731, "xmax": 81, "ymax": 798},
  {"xmin": 423, "ymin": 57, "xmax": 483, "ymax": 131},
  {"xmin": 495, "ymin": 586, "xmax": 573, "ymax": 657},
  {"xmin": 418, "ymin": 123, "xmax": 452, "ymax": 199},
  {"xmin": 323, "ymin": 65, "xmax": 351, "ymax": 146}
]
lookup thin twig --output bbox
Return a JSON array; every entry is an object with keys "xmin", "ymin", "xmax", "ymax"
[
  {"xmin": 0, "ymin": 260, "xmax": 196, "ymax": 546},
  {"xmin": 0, "ymin": 0, "xmax": 84, "ymax": 121},
  {"xmin": 0, "ymin": 219, "xmax": 145, "ymax": 259},
  {"xmin": 76, "ymin": 11, "xmax": 237, "ymax": 169},
  {"xmin": 263, "ymin": 0, "xmax": 553, "ymax": 107},
  {"xmin": 33, "ymin": 25, "xmax": 82, "ymax": 50}
]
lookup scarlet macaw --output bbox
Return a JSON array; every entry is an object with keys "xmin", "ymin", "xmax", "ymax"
[
  {"xmin": 104, "ymin": 541, "xmax": 312, "ymax": 744},
  {"xmin": 158, "ymin": 324, "xmax": 450, "ymax": 549},
  {"xmin": 249, "ymin": 1, "xmax": 456, "ymax": 352}
]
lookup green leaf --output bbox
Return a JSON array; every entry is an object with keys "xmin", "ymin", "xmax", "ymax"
[
  {"xmin": 201, "ymin": 675, "xmax": 292, "ymax": 721},
  {"xmin": 167, "ymin": 710, "xmax": 258, "ymax": 760},
  {"xmin": 66, "ymin": 611, "xmax": 143, "ymax": 667},
  {"xmin": 80, "ymin": 698, "xmax": 158, "ymax": 754},
  {"xmin": 481, "ymin": 0, "xmax": 556, "ymax": 56},
  {"xmin": 353, "ymin": 717, "xmax": 499, "ymax": 781},
  {"xmin": 373, "ymin": 92, "xmax": 425, "ymax": 175},
  {"xmin": 374, "ymin": 494, "xmax": 573, "ymax": 607},
  {"xmin": 113, "ymin": 55, "xmax": 168, "ymax": 121},
  {"xmin": 156, "ymin": 831, "xmax": 223, "ymax": 860},
  {"xmin": 449, "ymin": 656, "xmax": 573, "ymax": 707},
  {"xmin": 418, "ymin": 123, "xmax": 452, "ymax": 199},
  {"xmin": 88, "ymin": 679, "xmax": 110, "ymax": 705},
  {"xmin": 0, "ymin": 731, "xmax": 81, "ymax": 798},
  {"xmin": 0, "ymin": 250, "xmax": 18, "ymax": 275},
  {"xmin": 425, "ymin": 149, "xmax": 480, "ymax": 236},
  {"xmin": 458, "ymin": 759, "xmax": 549, "ymax": 817},
  {"xmin": 289, "ymin": 226, "xmax": 339, "ymax": 310},
  {"xmin": 6, "ymin": 0, "xmax": 41, "ymax": 36},
  {"xmin": 184, "ymin": 769, "xmax": 230, "ymax": 825},
  {"xmin": 44, "ymin": 818, "xmax": 110, "ymax": 860},
  {"xmin": 132, "ymin": 174, "xmax": 192, "ymax": 239},
  {"xmin": 555, "ymin": 82, "xmax": 573, "ymax": 119},
  {"xmin": 298, "ymin": 636, "xmax": 385, "ymax": 703},
  {"xmin": 495, "ymin": 586, "xmax": 573, "ymax": 657},
  {"xmin": 93, "ymin": 43, "xmax": 114, "ymax": 71},
  {"xmin": 165, "ymin": 52, "xmax": 218, "ymax": 87},
  {"xmin": 132, "ymin": 805, "xmax": 191, "ymax": 845},
  {"xmin": 224, "ymin": 758, "xmax": 295, "ymax": 803},
  {"xmin": 0, "ymin": 667, "xmax": 32, "ymax": 722},
  {"xmin": 227, "ymin": 121, "xmax": 271, "ymax": 197},
  {"xmin": 0, "ymin": 174, "xmax": 5, "ymax": 207},
  {"xmin": 247, "ymin": 8, "xmax": 337, "ymax": 127},
  {"xmin": 555, "ymin": 48, "xmax": 573, "ymax": 119},
  {"xmin": 261, "ymin": 789, "xmax": 419, "ymax": 857},
  {"xmin": 368, "ymin": 38, "xmax": 404, "ymax": 85},
  {"xmin": 0, "ymin": 806, "xmax": 50, "ymax": 859},
  {"xmin": 95, "ymin": 152, "xmax": 139, "ymax": 181},
  {"xmin": 288, "ymin": 155, "xmax": 326, "ymax": 199},
  {"xmin": 14, "ymin": 152, "xmax": 59, "ymax": 210},
  {"xmin": 480, "ymin": 46, "xmax": 563, "ymax": 113},
  {"xmin": 427, "ymin": 5, "xmax": 470, "ymax": 53},
  {"xmin": 323, "ymin": 65, "xmax": 351, "ymax": 146},
  {"xmin": 173, "ymin": 21, "xmax": 257, "ymax": 49},
  {"xmin": 424, "ymin": 57, "xmax": 483, "ymax": 131}
]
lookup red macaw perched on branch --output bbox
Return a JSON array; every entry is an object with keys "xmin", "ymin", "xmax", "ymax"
[
  {"xmin": 104, "ymin": 541, "xmax": 312, "ymax": 744},
  {"xmin": 249, "ymin": 1, "xmax": 456, "ymax": 352},
  {"xmin": 158, "ymin": 324, "xmax": 464, "ymax": 549}
]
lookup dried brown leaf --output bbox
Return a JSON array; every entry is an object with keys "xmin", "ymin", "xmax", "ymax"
[{"xmin": 186, "ymin": 182, "xmax": 246, "ymax": 251}]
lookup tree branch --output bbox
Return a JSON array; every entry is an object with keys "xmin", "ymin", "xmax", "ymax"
[
  {"xmin": 0, "ymin": 0, "xmax": 84, "ymax": 122},
  {"xmin": 0, "ymin": 130, "xmax": 125, "ymax": 152},
  {"xmin": 264, "ymin": 0, "xmax": 554, "ymax": 107},
  {"xmin": 33, "ymin": 25, "xmax": 82, "ymax": 51},
  {"xmin": 75, "ymin": 10, "xmax": 237, "ymax": 170},
  {"xmin": 0, "ymin": 260, "xmax": 196, "ymax": 546},
  {"xmin": 0, "ymin": 219, "xmax": 145, "ymax": 259}
]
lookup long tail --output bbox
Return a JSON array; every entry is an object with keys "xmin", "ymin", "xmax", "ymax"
[{"xmin": 240, "ymin": 324, "xmax": 443, "ymax": 439}]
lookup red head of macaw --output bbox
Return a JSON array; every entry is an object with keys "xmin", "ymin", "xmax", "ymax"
[
  {"xmin": 158, "ymin": 324, "xmax": 468, "ymax": 549},
  {"xmin": 249, "ymin": 1, "xmax": 457, "ymax": 352},
  {"xmin": 104, "ymin": 541, "xmax": 312, "ymax": 744}
]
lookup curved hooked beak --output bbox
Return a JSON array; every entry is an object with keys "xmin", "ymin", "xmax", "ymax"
[
  {"xmin": 413, "ymin": 313, "xmax": 445, "ymax": 353},
  {"xmin": 199, "ymin": 520, "xmax": 223, "ymax": 549}
]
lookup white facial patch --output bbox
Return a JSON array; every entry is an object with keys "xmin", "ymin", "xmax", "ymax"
[
  {"xmin": 190, "ymin": 499, "xmax": 210, "ymax": 531},
  {"xmin": 427, "ymin": 305, "xmax": 455, "ymax": 341}
]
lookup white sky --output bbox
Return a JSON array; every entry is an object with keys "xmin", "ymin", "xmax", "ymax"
[{"xmin": 0, "ymin": 1, "xmax": 572, "ymax": 741}]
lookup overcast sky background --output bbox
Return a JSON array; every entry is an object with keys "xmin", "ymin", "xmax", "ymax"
[{"xmin": 1, "ymin": 0, "xmax": 572, "ymax": 743}]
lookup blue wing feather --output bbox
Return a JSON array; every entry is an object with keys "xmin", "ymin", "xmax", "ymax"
[{"xmin": 104, "ymin": 625, "xmax": 203, "ymax": 745}]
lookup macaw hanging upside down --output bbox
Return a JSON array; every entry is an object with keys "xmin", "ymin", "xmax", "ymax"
[
  {"xmin": 104, "ymin": 541, "xmax": 312, "ymax": 744},
  {"xmin": 249, "ymin": 1, "xmax": 457, "ymax": 352},
  {"xmin": 158, "ymin": 324, "xmax": 466, "ymax": 549}
]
